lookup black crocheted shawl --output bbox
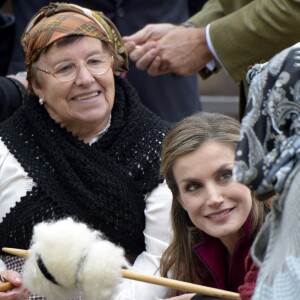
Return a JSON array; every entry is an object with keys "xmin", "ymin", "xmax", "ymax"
[{"xmin": 0, "ymin": 76, "xmax": 170, "ymax": 255}]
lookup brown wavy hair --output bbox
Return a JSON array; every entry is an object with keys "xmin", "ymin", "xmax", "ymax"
[{"xmin": 160, "ymin": 112, "xmax": 271, "ymax": 296}]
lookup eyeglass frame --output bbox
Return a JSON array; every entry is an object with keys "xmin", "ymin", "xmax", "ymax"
[{"xmin": 32, "ymin": 55, "xmax": 114, "ymax": 83}]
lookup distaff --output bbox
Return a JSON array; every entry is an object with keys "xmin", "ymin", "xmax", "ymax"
[
  {"xmin": 1, "ymin": 247, "xmax": 240, "ymax": 300},
  {"xmin": 0, "ymin": 218, "xmax": 240, "ymax": 300}
]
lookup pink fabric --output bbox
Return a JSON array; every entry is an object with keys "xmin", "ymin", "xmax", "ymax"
[
  {"xmin": 238, "ymin": 254, "xmax": 259, "ymax": 300},
  {"xmin": 193, "ymin": 215, "xmax": 253, "ymax": 292}
]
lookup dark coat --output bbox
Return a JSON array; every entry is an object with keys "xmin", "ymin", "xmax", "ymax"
[
  {"xmin": 0, "ymin": 77, "xmax": 24, "ymax": 122},
  {"xmin": 0, "ymin": 12, "xmax": 14, "ymax": 76}
]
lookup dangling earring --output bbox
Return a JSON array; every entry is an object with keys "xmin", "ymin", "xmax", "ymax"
[{"xmin": 39, "ymin": 98, "xmax": 44, "ymax": 105}]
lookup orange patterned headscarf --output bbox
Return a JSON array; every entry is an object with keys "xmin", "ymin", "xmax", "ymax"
[{"xmin": 21, "ymin": 2, "xmax": 128, "ymax": 74}]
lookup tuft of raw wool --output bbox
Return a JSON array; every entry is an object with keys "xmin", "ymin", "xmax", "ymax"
[
  {"xmin": 22, "ymin": 218, "xmax": 126, "ymax": 300},
  {"xmin": 78, "ymin": 240, "xmax": 125, "ymax": 300}
]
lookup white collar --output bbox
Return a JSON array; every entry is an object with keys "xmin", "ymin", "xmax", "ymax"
[{"xmin": 89, "ymin": 114, "xmax": 112, "ymax": 145}]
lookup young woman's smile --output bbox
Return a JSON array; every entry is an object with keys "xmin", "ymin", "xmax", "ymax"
[{"xmin": 205, "ymin": 207, "xmax": 235, "ymax": 222}]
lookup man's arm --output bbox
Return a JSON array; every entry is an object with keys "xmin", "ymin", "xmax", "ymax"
[
  {"xmin": 187, "ymin": 0, "xmax": 225, "ymax": 27},
  {"xmin": 123, "ymin": 0, "xmax": 224, "ymax": 77},
  {"xmin": 208, "ymin": 0, "xmax": 300, "ymax": 82}
]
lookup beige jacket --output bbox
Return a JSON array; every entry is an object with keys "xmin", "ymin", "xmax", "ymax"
[{"xmin": 189, "ymin": 0, "xmax": 300, "ymax": 82}]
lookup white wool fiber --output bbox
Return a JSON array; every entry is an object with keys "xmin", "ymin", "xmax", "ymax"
[
  {"xmin": 79, "ymin": 240, "xmax": 126, "ymax": 300},
  {"xmin": 23, "ymin": 218, "xmax": 101, "ymax": 299}
]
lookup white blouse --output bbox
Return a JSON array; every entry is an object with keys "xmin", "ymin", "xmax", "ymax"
[{"xmin": 0, "ymin": 138, "xmax": 173, "ymax": 299}]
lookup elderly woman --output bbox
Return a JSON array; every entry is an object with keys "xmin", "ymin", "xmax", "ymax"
[{"xmin": 0, "ymin": 3, "xmax": 172, "ymax": 299}]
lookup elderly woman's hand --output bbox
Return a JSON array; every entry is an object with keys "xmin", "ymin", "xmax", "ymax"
[{"xmin": 0, "ymin": 270, "xmax": 30, "ymax": 300}]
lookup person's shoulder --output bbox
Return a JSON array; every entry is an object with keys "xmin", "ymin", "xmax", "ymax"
[{"xmin": 0, "ymin": 76, "xmax": 26, "ymax": 122}]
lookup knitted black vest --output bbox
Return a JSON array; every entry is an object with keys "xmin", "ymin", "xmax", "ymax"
[{"xmin": 0, "ymin": 77, "xmax": 170, "ymax": 255}]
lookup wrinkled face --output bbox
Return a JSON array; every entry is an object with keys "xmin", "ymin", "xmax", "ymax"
[
  {"xmin": 32, "ymin": 36, "xmax": 115, "ymax": 135},
  {"xmin": 173, "ymin": 140, "xmax": 252, "ymax": 246}
]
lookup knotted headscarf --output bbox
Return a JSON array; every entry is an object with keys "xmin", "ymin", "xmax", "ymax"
[{"xmin": 21, "ymin": 2, "xmax": 128, "ymax": 74}]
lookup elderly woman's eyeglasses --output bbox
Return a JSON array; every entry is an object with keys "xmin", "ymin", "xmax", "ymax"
[{"xmin": 33, "ymin": 55, "xmax": 114, "ymax": 82}]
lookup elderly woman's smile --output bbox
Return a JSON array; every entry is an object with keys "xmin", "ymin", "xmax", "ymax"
[
  {"xmin": 32, "ymin": 36, "xmax": 115, "ymax": 141},
  {"xmin": 71, "ymin": 91, "xmax": 101, "ymax": 102}
]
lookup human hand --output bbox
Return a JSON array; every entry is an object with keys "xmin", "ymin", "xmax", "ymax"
[
  {"xmin": 123, "ymin": 23, "xmax": 177, "ymax": 70},
  {"xmin": 0, "ymin": 270, "xmax": 30, "ymax": 300},
  {"xmin": 123, "ymin": 23, "xmax": 177, "ymax": 51},
  {"xmin": 164, "ymin": 293, "xmax": 196, "ymax": 300},
  {"xmin": 146, "ymin": 26, "xmax": 213, "ymax": 76},
  {"xmin": 7, "ymin": 72, "xmax": 28, "ymax": 89}
]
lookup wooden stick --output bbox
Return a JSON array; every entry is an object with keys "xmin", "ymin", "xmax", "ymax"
[
  {"xmin": 2, "ymin": 248, "xmax": 28, "ymax": 258},
  {"xmin": 1, "ymin": 247, "xmax": 240, "ymax": 300},
  {"xmin": 0, "ymin": 282, "xmax": 14, "ymax": 292},
  {"xmin": 121, "ymin": 269, "xmax": 240, "ymax": 299}
]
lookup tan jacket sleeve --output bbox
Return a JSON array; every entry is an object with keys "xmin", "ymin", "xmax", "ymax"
[
  {"xmin": 188, "ymin": 0, "xmax": 225, "ymax": 26},
  {"xmin": 186, "ymin": 0, "xmax": 225, "ymax": 79},
  {"xmin": 209, "ymin": 0, "xmax": 300, "ymax": 82},
  {"xmin": 186, "ymin": 0, "xmax": 300, "ymax": 82}
]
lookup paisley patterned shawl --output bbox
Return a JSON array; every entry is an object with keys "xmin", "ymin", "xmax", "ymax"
[
  {"xmin": 233, "ymin": 43, "xmax": 300, "ymax": 299},
  {"xmin": 233, "ymin": 42, "xmax": 300, "ymax": 200}
]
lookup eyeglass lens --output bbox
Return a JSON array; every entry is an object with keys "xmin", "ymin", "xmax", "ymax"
[{"xmin": 54, "ymin": 55, "xmax": 112, "ymax": 82}]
